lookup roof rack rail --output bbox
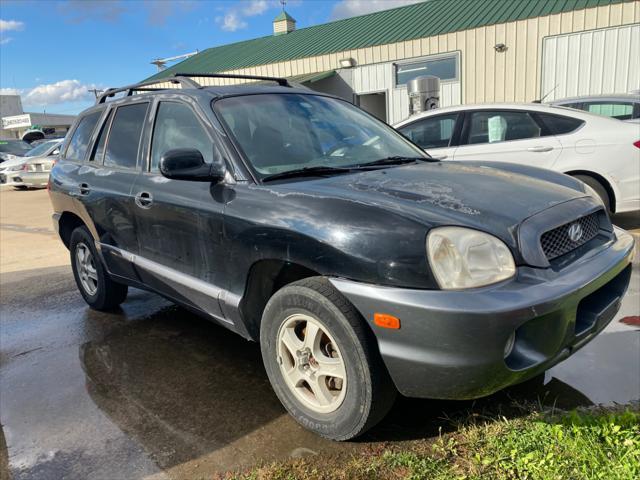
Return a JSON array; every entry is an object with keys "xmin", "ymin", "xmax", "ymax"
[
  {"xmin": 174, "ymin": 72, "xmax": 291, "ymax": 87},
  {"xmin": 95, "ymin": 76, "xmax": 200, "ymax": 104}
]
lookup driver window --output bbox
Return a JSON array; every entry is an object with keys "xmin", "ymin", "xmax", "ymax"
[{"xmin": 150, "ymin": 102, "xmax": 213, "ymax": 172}]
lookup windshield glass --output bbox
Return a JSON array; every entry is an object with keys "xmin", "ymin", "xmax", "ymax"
[
  {"xmin": 214, "ymin": 93, "xmax": 425, "ymax": 179},
  {"xmin": 0, "ymin": 140, "xmax": 32, "ymax": 155},
  {"xmin": 25, "ymin": 140, "xmax": 59, "ymax": 157}
]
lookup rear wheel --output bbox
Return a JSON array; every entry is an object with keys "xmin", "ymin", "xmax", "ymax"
[
  {"xmin": 70, "ymin": 226, "xmax": 128, "ymax": 310},
  {"xmin": 574, "ymin": 174, "xmax": 611, "ymax": 213},
  {"xmin": 260, "ymin": 277, "xmax": 396, "ymax": 440}
]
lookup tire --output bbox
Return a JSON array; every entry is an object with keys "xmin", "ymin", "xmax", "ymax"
[
  {"xmin": 574, "ymin": 174, "xmax": 611, "ymax": 213},
  {"xmin": 70, "ymin": 226, "xmax": 128, "ymax": 310},
  {"xmin": 260, "ymin": 276, "xmax": 396, "ymax": 440}
]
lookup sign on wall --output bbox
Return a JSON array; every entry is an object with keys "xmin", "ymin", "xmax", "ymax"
[{"xmin": 1, "ymin": 113, "xmax": 32, "ymax": 129}]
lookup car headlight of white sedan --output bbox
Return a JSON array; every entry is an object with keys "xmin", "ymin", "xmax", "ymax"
[{"xmin": 427, "ymin": 226, "xmax": 516, "ymax": 289}]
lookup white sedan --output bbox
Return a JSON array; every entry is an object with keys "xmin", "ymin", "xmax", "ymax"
[{"xmin": 394, "ymin": 103, "xmax": 640, "ymax": 213}]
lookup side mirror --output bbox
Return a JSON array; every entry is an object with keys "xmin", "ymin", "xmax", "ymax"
[{"xmin": 159, "ymin": 148, "xmax": 225, "ymax": 182}]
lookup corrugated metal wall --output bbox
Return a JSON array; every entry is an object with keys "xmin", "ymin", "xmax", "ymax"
[{"xmin": 541, "ymin": 24, "xmax": 640, "ymax": 100}]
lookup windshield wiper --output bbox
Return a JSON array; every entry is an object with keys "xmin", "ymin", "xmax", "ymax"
[
  {"xmin": 351, "ymin": 155, "xmax": 436, "ymax": 168},
  {"xmin": 261, "ymin": 165, "xmax": 354, "ymax": 182}
]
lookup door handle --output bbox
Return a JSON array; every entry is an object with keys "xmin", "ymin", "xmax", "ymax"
[
  {"xmin": 79, "ymin": 183, "xmax": 91, "ymax": 195},
  {"xmin": 527, "ymin": 146, "xmax": 553, "ymax": 153},
  {"xmin": 135, "ymin": 191, "xmax": 153, "ymax": 209}
]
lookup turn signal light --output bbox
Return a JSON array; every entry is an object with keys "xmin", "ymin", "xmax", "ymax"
[{"xmin": 374, "ymin": 313, "xmax": 401, "ymax": 329}]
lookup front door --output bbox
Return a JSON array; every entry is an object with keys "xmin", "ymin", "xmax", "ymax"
[
  {"xmin": 396, "ymin": 112, "xmax": 460, "ymax": 160},
  {"xmin": 131, "ymin": 99, "xmax": 228, "ymax": 320},
  {"xmin": 453, "ymin": 109, "xmax": 562, "ymax": 168}
]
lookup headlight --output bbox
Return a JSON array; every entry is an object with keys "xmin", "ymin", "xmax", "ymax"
[
  {"xmin": 582, "ymin": 182, "xmax": 604, "ymax": 207},
  {"xmin": 427, "ymin": 227, "xmax": 516, "ymax": 289}
]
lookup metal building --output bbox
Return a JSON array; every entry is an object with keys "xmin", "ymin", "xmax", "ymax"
[{"xmin": 146, "ymin": 0, "xmax": 640, "ymax": 124}]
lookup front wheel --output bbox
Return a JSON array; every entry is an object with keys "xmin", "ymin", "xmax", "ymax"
[
  {"xmin": 70, "ymin": 226, "xmax": 128, "ymax": 310},
  {"xmin": 260, "ymin": 277, "xmax": 396, "ymax": 440}
]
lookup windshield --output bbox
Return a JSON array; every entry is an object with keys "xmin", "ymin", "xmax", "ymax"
[
  {"xmin": 25, "ymin": 140, "xmax": 60, "ymax": 157},
  {"xmin": 0, "ymin": 140, "xmax": 32, "ymax": 155},
  {"xmin": 214, "ymin": 93, "xmax": 426, "ymax": 179}
]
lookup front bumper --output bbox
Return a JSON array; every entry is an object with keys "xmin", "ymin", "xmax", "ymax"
[{"xmin": 330, "ymin": 227, "xmax": 635, "ymax": 400}]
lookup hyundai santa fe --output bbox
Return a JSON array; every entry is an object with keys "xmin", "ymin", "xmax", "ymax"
[{"xmin": 48, "ymin": 74, "xmax": 635, "ymax": 440}]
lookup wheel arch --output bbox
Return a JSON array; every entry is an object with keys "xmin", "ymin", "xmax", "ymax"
[
  {"xmin": 239, "ymin": 259, "xmax": 321, "ymax": 340},
  {"xmin": 58, "ymin": 211, "xmax": 87, "ymax": 249},
  {"xmin": 565, "ymin": 170, "xmax": 617, "ymax": 213}
]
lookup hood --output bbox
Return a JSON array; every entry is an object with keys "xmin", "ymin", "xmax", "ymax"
[{"xmin": 272, "ymin": 162, "xmax": 587, "ymax": 247}]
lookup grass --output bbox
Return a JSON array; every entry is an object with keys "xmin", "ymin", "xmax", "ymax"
[{"xmin": 223, "ymin": 405, "xmax": 640, "ymax": 480}]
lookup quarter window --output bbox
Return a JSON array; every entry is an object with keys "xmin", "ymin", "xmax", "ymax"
[
  {"xmin": 150, "ymin": 102, "xmax": 213, "ymax": 172},
  {"xmin": 466, "ymin": 111, "xmax": 542, "ymax": 145},
  {"xmin": 537, "ymin": 113, "xmax": 584, "ymax": 135},
  {"xmin": 396, "ymin": 55, "xmax": 458, "ymax": 86},
  {"xmin": 89, "ymin": 110, "xmax": 113, "ymax": 162},
  {"xmin": 104, "ymin": 103, "xmax": 148, "ymax": 169},
  {"xmin": 65, "ymin": 111, "xmax": 102, "ymax": 161},
  {"xmin": 399, "ymin": 114, "xmax": 458, "ymax": 149}
]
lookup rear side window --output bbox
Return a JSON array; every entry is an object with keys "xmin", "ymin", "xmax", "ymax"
[
  {"xmin": 150, "ymin": 102, "xmax": 213, "ymax": 172},
  {"xmin": 90, "ymin": 110, "xmax": 113, "ymax": 162},
  {"xmin": 585, "ymin": 102, "xmax": 635, "ymax": 120},
  {"xmin": 466, "ymin": 111, "xmax": 543, "ymax": 144},
  {"xmin": 399, "ymin": 114, "xmax": 458, "ymax": 149},
  {"xmin": 65, "ymin": 111, "xmax": 101, "ymax": 161},
  {"xmin": 104, "ymin": 103, "xmax": 148, "ymax": 169},
  {"xmin": 537, "ymin": 113, "xmax": 584, "ymax": 135}
]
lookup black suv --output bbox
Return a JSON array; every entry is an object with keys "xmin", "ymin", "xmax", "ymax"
[{"xmin": 49, "ymin": 74, "xmax": 634, "ymax": 440}]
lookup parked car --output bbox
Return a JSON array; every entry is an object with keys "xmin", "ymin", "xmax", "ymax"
[
  {"xmin": 0, "ymin": 139, "xmax": 62, "ymax": 188},
  {"xmin": 0, "ymin": 139, "xmax": 32, "ymax": 163},
  {"xmin": 394, "ymin": 103, "xmax": 640, "ymax": 213},
  {"xmin": 549, "ymin": 94, "xmax": 640, "ymax": 123},
  {"xmin": 49, "ymin": 75, "xmax": 634, "ymax": 441}
]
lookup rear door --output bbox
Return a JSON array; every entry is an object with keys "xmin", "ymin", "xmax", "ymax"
[
  {"xmin": 131, "ymin": 97, "xmax": 229, "ymax": 320},
  {"xmin": 396, "ymin": 112, "xmax": 461, "ymax": 160},
  {"xmin": 76, "ymin": 101, "xmax": 149, "ymax": 279},
  {"xmin": 453, "ymin": 109, "xmax": 562, "ymax": 168}
]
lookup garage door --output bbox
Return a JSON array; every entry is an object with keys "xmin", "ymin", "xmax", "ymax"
[{"xmin": 541, "ymin": 24, "xmax": 640, "ymax": 101}]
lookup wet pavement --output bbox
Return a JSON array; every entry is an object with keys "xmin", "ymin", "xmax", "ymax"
[{"xmin": 1, "ymin": 189, "xmax": 639, "ymax": 479}]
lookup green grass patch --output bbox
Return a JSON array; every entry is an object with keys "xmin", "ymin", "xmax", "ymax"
[{"xmin": 225, "ymin": 406, "xmax": 640, "ymax": 480}]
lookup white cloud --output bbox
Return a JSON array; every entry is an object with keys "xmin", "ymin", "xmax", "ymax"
[
  {"xmin": 0, "ymin": 19, "xmax": 24, "ymax": 32},
  {"xmin": 217, "ymin": 12, "xmax": 248, "ymax": 32},
  {"xmin": 242, "ymin": 0, "xmax": 269, "ymax": 16},
  {"xmin": 216, "ymin": 0, "xmax": 274, "ymax": 32},
  {"xmin": 6, "ymin": 80, "xmax": 101, "ymax": 106},
  {"xmin": 57, "ymin": 0, "xmax": 126, "ymax": 23},
  {"xmin": 0, "ymin": 37, "xmax": 12, "ymax": 45},
  {"xmin": 330, "ymin": 0, "xmax": 424, "ymax": 20}
]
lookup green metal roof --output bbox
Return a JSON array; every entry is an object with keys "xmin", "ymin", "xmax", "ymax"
[
  {"xmin": 148, "ymin": 0, "xmax": 626, "ymax": 82},
  {"xmin": 274, "ymin": 10, "xmax": 296, "ymax": 22}
]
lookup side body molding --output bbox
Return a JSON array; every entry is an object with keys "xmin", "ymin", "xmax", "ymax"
[{"xmin": 100, "ymin": 243, "xmax": 243, "ymax": 331}]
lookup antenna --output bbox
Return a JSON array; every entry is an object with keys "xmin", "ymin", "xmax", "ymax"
[
  {"xmin": 88, "ymin": 88, "xmax": 104, "ymax": 99},
  {"xmin": 534, "ymin": 84, "xmax": 559, "ymax": 103}
]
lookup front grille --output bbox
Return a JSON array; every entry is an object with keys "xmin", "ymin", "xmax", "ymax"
[{"xmin": 540, "ymin": 212, "xmax": 600, "ymax": 260}]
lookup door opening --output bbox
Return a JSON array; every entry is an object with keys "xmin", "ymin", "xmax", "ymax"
[{"xmin": 357, "ymin": 92, "xmax": 387, "ymax": 122}]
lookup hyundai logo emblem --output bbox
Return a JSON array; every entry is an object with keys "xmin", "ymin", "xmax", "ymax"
[{"xmin": 568, "ymin": 223, "xmax": 583, "ymax": 243}]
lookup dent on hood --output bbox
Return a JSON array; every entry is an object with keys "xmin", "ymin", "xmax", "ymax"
[{"xmin": 348, "ymin": 177, "xmax": 481, "ymax": 215}]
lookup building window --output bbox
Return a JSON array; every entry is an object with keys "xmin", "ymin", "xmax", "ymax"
[{"xmin": 395, "ymin": 54, "xmax": 458, "ymax": 87}]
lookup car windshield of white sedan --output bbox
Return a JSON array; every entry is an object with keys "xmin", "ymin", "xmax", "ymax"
[
  {"xmin": 0, "ymin": 140, "xmax": 32, "ymax": 155},
  {"xmin": 214, "ymin": 93, "xmax": 424, "ymax": 177}
]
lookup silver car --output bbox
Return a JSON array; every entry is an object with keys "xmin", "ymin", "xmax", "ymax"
[
  {"xmin": 549, "ymin": 94, "xmax": 640, "ymax": 123},
  {"xmin": 3, "ymin": 139, "xmax": 62, "ymax": 189}
]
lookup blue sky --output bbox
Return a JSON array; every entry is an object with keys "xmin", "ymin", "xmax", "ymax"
[{"xmin": 0, "ymin": 0, "xmax": 419, "ymax": 115}]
